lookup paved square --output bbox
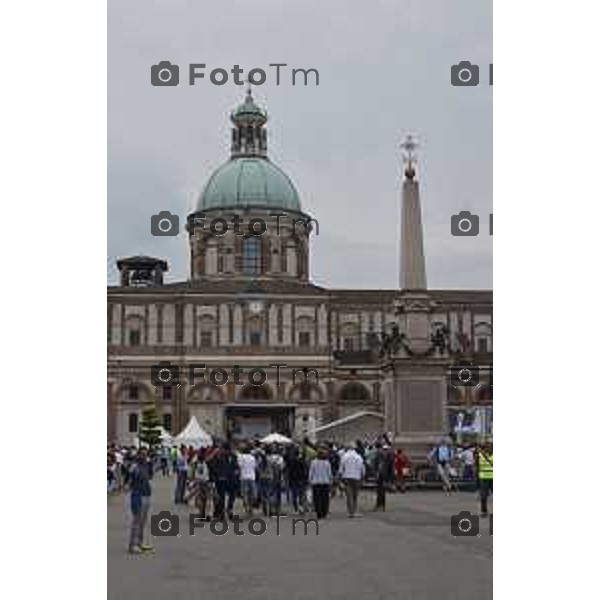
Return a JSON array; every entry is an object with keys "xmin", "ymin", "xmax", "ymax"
[{"xmin": 108, "ymin": 477, "xmax": 492, "ymax": 600}]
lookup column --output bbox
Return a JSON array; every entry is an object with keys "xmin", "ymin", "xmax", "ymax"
[
  {"xmin": 219, "ymin": 304, "xmax": 229, "ymax": 347},
  {"xmin": 318, "ymin": 304, "xmax": 328, "ymax": 347},
  {"xmin": 183, "ymin": 304, "xmax": 194, "ymax": 346},
  {"xmin": 282, "ymin": 304, "xmax": 292, "ymax": 345},
  {"xmin": 107, "ymin": 381, "xmax": 117, "ymax": 443}
]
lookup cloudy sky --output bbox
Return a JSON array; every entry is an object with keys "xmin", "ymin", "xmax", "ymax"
[{"xmin": 108, "ymin": 0, "xmax": 492, "ymax": 290}]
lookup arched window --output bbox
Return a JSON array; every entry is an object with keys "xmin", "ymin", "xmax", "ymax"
[
  {"xmin": 284, "ymin": 240, "xmax": 297, "ymax": 276},
  {"xmin": 289, "ymin": 383, "xmax": 323, "ymax": 403},
  {"xmin": 198, "ymin": 315, "xmax": 217, "ymax": 348},
  {"xmin": 247, "ymin": 316, "xmax": 263, "ymax": 347},
  {"xmin": 339, "ymin": 382, "xmax": 370, "ymax": 403},
  {"xmin": 224, "ymin": 246, "xmax": 234, "ymax": 273},
  {"xmin": 206, "ymin": 239, "xmax": 218, "ymax": 274},
  {"xmin": 242, "ymin": 238, "xmax": 261, "ymax": 274},
  {"xmin": 296, "ymin": 316, "xmax": 314, "ymax": 347},
  {"xmin": 340, "ymin": 323, "xmax": 360, "ymax": 351},
  {"xmin": 124, "ymin": 316, "xmax": 144, "ymax": 347},
  {"xmin": 128, "ymin": 384, "xmax": 139, "ymax": 400},
  {"xmin": 271, "ymin": 243, "xmax": 282, "ymax": 273},
  {"xmin": 128, "ymin": 413, "xmax": 139, "ymax": 433},
  {"xmin": 474, "ymin": 322, "xmax": 492, "ymax": 354}
]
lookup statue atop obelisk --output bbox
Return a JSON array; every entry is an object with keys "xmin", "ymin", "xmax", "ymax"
[{"xmin": 399, "ymin": 135, "xmax": 427, "ymax": 290}]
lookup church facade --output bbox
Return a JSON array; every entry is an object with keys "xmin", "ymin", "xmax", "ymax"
[{"xmin": 107, "ymin": 90, "xmax": 493, "ymax": 451}]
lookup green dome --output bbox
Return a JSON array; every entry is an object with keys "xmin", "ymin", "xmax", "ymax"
[
  {"xmin": 232, "ymin": 98, "xmax": 267, "ymax": 121},
  {"xmin": 197, "ymin": 157, "xmax": 302, "ymax": 212}
]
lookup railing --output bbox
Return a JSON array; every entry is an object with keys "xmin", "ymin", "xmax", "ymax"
[
  {"xmin": 363, "ymin": 461, "xmax": 480, "ymax": 491},
  {"xmin": 332, "ymin": 349, "xmax": 380, "ymax": 368},
  {"xmin": 108, "ymin": 344, "xmax": 332, "ymax": 357}
]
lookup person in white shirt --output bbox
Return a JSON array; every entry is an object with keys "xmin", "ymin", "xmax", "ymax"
[
  {"xmin": 458, "ymin": 445, "xmax": 476, "ymax": 490},
  {"xmin": 339, "ymin": 444, "xmax": 366, "ymax": 518},
  {"xmin": 238, "ymin": 445, "xmax": 258, "ymax": 516},
  {"xmin": 309, "ymin": 448, "xmax": 333, "ymax": 519},
  {"xmin": 114, "ymin": 450, "xmax": 123, "ymax": 490}
]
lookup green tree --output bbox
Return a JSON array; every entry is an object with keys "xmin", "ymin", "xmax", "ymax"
[{"xmin": 138, "ymin": 407, "xmax": 162, "ymax": 449}]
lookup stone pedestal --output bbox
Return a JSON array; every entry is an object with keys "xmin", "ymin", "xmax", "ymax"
[{"xmin": 385, "ymin": 360, "xmax": 447, "ymax": 459}]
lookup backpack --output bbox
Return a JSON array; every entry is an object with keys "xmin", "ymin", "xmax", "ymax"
[
  {"xmin": 256, "ymin": 453, "xmax": 270, "ymax": 479},
  {"xmin": 435, "ymin": 446, "xmax": 451, "ymax": 464}
]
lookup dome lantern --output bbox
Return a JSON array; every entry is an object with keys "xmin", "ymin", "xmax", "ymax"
[
  {"xmin": 230, "ymin": 82, "xmax": 268, "ymax": 158},
  {"xmin": 195, "ymin": 87, "xmax": 302, "ymax": 213}
]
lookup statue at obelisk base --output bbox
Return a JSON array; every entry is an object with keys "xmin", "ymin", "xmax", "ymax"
[{"xmin": 393, "ymin": 293, "xmax": 435, "ymax": 355}]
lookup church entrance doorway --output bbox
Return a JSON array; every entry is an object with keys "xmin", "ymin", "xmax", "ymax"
[{"xmin": 224, "ymin": 404, "xmax": 296, "ymax": 440}]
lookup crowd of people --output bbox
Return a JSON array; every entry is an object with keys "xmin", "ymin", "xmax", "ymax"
[{"xmin": 107, "ymin": 436, "xmax": 492, "ymax": 555}]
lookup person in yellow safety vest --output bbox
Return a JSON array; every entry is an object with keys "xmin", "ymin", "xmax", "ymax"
[{"xmin": 475, "ymin": 441, "xmax": 493, "ymax": 517}]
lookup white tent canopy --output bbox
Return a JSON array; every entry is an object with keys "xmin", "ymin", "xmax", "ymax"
[
  {"xmin": 260, "ymin": 432, "xmax": 293, "ymax": 445},
  {"xmin": 159, "ymin": 426, "xmax": 174, "ymax": 445},
  {"xmin": 173, "ymin": 416, "xmax": 213, "ymax": 448}
]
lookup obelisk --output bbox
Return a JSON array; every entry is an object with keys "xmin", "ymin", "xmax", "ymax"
[
  {"xmin": 399, "ymin": 135, "xmax": 427, "ymax": 290},
  {"xmin": 388, "ymin": 137, "xmax": 446, "ymax": 457}
]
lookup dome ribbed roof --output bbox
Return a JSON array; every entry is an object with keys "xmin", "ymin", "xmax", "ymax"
[{"xmin": 197, "ymin": 157, "xmax": 301, "ymax": 212}]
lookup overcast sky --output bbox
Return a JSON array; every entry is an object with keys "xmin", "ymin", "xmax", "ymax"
[{"xmin": 108, "ymin": 0, "xmax": 492, "ymax": 290}]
